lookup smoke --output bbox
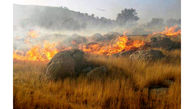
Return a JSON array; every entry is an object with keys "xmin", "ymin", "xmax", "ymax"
[
  {"xmin": 166, "ymin": 18, "xmax": 181, "ymax": 27},
  {"xmin": 13, "ymin": 4, "xmax": 181, "ymax": 51},
  {"xmin": 131, "ymin": 17, "xmax": 181, "ymax": 35},
  {"xmin": 14, "ymin": 4, "xmax": 116, "ymax": 31}
]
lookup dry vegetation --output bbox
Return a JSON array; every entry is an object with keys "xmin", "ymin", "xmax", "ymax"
[{"xmin": 13, "ymin": 49, "xmax": 180, "ymax": 109}]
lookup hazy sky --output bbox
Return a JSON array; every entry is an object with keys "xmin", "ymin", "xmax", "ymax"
[{"xmin": 14, "ymin": 0, "xmax": 181, "ymax": 22}]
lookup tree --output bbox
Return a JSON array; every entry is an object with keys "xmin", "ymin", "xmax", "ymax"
[
  {"xmin": 91, "ymin": 14, "xmax": 95, "ymax": 17},
  {"xmin": 166, "ymin": 18, "xmax": 181, "ymax": 27},
  {"xmin": 116, "ymin": 8, "xmax": 139, "ymax": 25},
  {"xmin": 146, "ymin": 18, "xmax": 165, "ymax": 28}
]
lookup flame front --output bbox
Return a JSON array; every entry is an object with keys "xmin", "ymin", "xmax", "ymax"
[
  {"xmin": 13, "ymin": 41, "xmax": 59, "ymax": 61},
  {"xmin": 79, "ymin": 35, "xmax": 145, "ymax": 55},
  {"xmin": 14, "ymin": 31, "xmax": 145, "ymax": 61},
  {"xmin": 153, "ymin": 25, "xmax": 181, "ymax": 37}
]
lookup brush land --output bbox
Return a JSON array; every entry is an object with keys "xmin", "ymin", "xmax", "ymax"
[
  {"xmin": 13, "ymin": 41, "xmax": 181, "ymax": 109},
  {"xmin": 13, "ymin": 3, "xmax": 181, "ymax": 109}
]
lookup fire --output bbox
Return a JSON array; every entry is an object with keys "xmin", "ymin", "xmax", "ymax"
[
  {"xmin": 79, "ymin": 35, "xmax": 145, "ymax": 55},
  {"xmin": 71, "ymin": 40, "xmax": 76, "ymax": 45},
  {"xmin": 24, "ymin": 39, "xmax": 30, "ymax": 44},
  {"xmin": 13, "ymin": 41, "xmax": 59, "ymax": 61},
  {"xmin": 14, "ymin": 31, "xmax": 145, "ymax": 61},
  {"xmin": 23, "ymin": 30, "xmax": 39, "ymax": 44},
  {"xmin": 28, "ymin": 30, "xmax": 38, "ymax": 38},
  {"xmin": 153, "ymin": 25, "xmax": 181, "ymax": 37}
]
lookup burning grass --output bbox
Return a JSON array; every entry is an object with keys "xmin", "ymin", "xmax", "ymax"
[
  {"xmin": 13, "ymin": 48, "xmax": 180, "ymax": 109},
  {"xmin": 13, "ymin": 27, "xmax": 181, "ymax": 108},
  {"xmin": 13, "ymin": 25, "xmax": 181, "ymax": 62},
  {"xmin": 152, "ymin": 25, "xmax": 181, "ymax": 37},
  {"xmin": 79, "ymin": 35, "xmax": 145, "ymax": 55},
  {"xmin": 14, "ymin": 34, "xmax": 146, "ymax": 62}
]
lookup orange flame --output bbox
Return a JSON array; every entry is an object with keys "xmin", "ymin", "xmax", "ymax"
[
  {"xmin": 24, "ymin": 39, "xmax": 30, "ymax": 44},
  {"xmin": 28, "ymin": 30, "xmax": 38, "ymax": 38},
  {"xmin": 79, "ymin": 35, "xmax": 145, "ymax": 55},
  {"xmin": 153, "ymin": 25, "xmax": 181, "ymax": 37},
  {"xmin": 71, "ymin": 40, "xmax": 77, "ymax": 45},
  {"xmin": 14, "ymin": 31, "xmax": 145, "ymax": 61},
  {"xmin": 13, "ymin": 41, "xmax": 59, "ymax": 61}
]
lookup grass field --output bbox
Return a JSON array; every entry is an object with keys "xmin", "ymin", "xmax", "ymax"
[{"xmin": 13, "ymin": 48, "xmax": 180, "ymax": 109}]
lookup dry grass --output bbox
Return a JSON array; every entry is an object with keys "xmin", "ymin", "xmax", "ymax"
[{"xmin": 13, "ymin": 49, "xmax": 181, "ymax": 109}]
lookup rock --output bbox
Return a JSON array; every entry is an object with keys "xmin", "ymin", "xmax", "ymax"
[
  {"xmin": 90, "ymin": 33, "xmax": 104, "ymax": 42},
  {"xmin": 141, "ymin": 78, "xmax": 175, "ymax": 108},
  {"xmin": 90, "ymin": 32, "xmax": 122, "ymax": 42},
  {"xmin": 103, "ymin": 32, "xmax": 122, "ymax": 41},
  {"xmin": 81, "ymin": 67, "xmax": 93, "ymax": 74},
  {"xmin": 144, "ymin": 79, "xmax": 174, "ymax": 102},
  {"xmin": 129, "ymin": 49, "xmax": 165, "ymax": 61},
  {"xmin": 59, "ymin": 34, "xmax": 88, "ymax": 46},
  {"xmin": 114, "ymin": 49, "xmax": 137, "ymax": 57},
  {"xmin": 87, "ymin": 66, "xmax": 107, "ymax": 79},
  {"xmin": 148, "ymin": 88, "xmax": 168, "ymax": 101},
  {"xmin": 145, "ymin": 79, "xmax": 174, "ymax": 90},
  {"xmin": 46, "ymin": 49, "xmax": 86, "ymax": 80},
  {"xmin": 146, "ymin": 79, "xmax": 174, "ymax": 107},
  {"xmin": 70, "ymin": 34, "xmax": 88, "ymax": 45},
  {"xmin": 150, "ymin": 35, "xmax": 180, "ymax": 50}
]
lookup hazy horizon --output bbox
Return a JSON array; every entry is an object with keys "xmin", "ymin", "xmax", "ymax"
[{"xmin": 13, "ymin": 0, "xmax": 181, "ymax": 23}]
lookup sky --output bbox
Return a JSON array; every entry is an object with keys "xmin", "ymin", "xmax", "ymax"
[{"xmin": 13, "ymin": 0, "xmax": 181, "ymax": 22}]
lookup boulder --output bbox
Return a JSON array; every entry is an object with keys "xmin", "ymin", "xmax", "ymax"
[
  {"xmin": 46, "ymin": 49, "xmax": 86, "ymax": 80},
  {"xmin": 103, "ymin": 32, "xmax": 122, "ymax": 41},
  {"xmin": 69, "ymin": 34, "xmax": 88, "ymax": 45},
  {"xmin": 146, "ymin": 79, "xmax": 175, "ymax": 106},
  {"xmin": 150, "ymin": 35, "xmax": 180, "ymax": 50},
  {"xmin": 87, "ymin": 66, "xmax": 108, "ymax": 80},
  {"xmin": 90, "ymin": 33, "xmax": 104, "ymax": 42},
  {"xmin": 129, "ymin": 49, "xmax": 165, "ymax": 61},
  {"xmin": 113, "ymin": 49, "xmax": 137, "ymax": 57}
]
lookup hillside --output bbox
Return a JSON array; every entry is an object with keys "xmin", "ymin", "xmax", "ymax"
[{"xmin": 13, "ymin": 4, "xmax": 115, "ymax": 30}]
